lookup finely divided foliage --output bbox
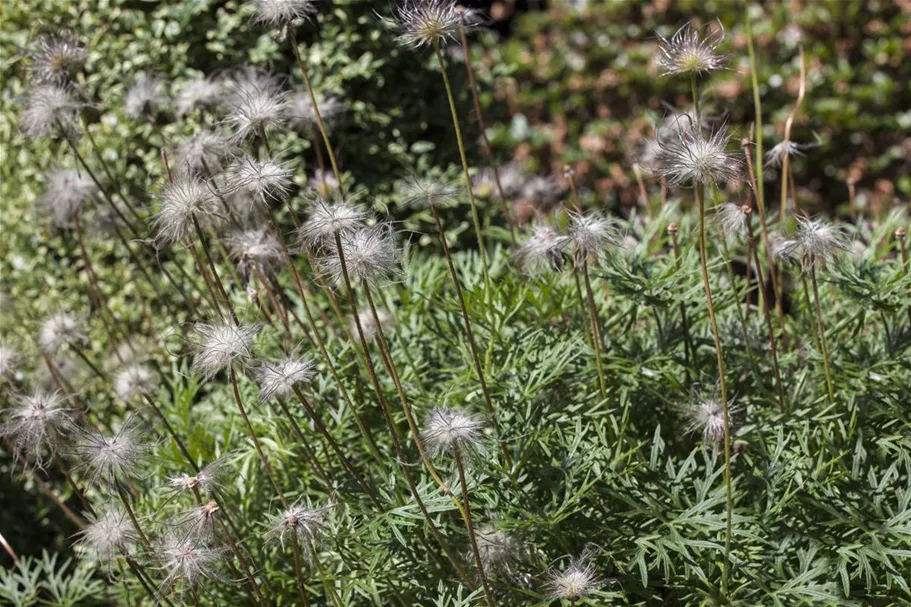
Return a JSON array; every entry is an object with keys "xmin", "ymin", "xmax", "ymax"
[{"xmin": 4, "ymin": 3, "xmax": 911, "ymax": 607}]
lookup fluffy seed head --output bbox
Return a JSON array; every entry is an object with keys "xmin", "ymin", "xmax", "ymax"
[
  {"xmin": 653, "ymin": 123, "xmax": 741, "ymax": 186},
  {"xmin": 516, "ymin": 225, "xmax": 570, "ymax": 274},
  {"xmin": 655, "ymin": 22, "xmax": 726, "ymax": 77},
  {"xmin": 226, "ymin": 155, "xmax": 295, "ymax": 203},
  {"xmin": 297, "ymin": 199, "xmax": 367, "ymax": 251},
  {"xmin": 173, "ymin": 132, "xmax": 234, "ymax": 179},
  {"xmin": 0, "ymin": 390, "xmax": 70, "ymax": 469},
  {"xmin": 544, "ymin": 557, "xmax": 601, "ymax": 600},
  {"xmin": 178, "ymin": 501, "xmax": 223, "ymax": 539},
  {"xmin": 421, "ymin": 406, "xmax": 485, "ymax": 458},
  {"xmin": 309, "ymin": 170, "xmax": 340, "ymax": 198},
  {"xmin": 318, "ymin": 223, "xmax": 400, "ymax": 289},
  {"xmin": 267, "ymin": 502, "xmax": 330, "ymax": 556},
  {"xmin": 190, "ymin": 323, "xmax": 259, "ymax": 378},
  {"xmin": 77, "ymin": 508, "xmax": 137, "ymax": 563},
  {"xmin": 391, "ymin": 0, "xmax": 465, "ymax": 49},
  {"xmin": 715, "ymin": 202, "xmax": 751, "ymax": 238},
  {"xmin": 401, "ymin": 176, "xmax": 461, "ymax": 209},
  {"xmin": 520, "ymin": 175, "xmax": 564, "ymax": 206},
  {"xmin": 778, "ymin": 216, "xmax": 849, "ymax": 271},
  {"xmin": 0, "ymin": 346, "xmax": 18, "ymax": 379},
  {"xmin": 351, "ymin": 308, "xmax": 395, "ymax": 341},
  {"xmin": 686, "ymin": 395, "xmax": 737, "ymax": 443},
  {"xmin": 72, "ymin": 416, "xmax": 148, "ymax": 484},
  {"xmin": 38, "ymin": 168, "xmax": 98, "ymax": 228},
  {"xmin": 152, "ymin": 179, "xmax": 220, "ymax": 245},
  {"xmin": 124, "ymin": 73, "xmax": 167, "ymax": 119},
  {"xmin": 29, "ymin": 34, "xmax": 87, "ymax": 85},
  {"xmin": 765, "ymin": 140, "xmax": 807, "ymax": 168},
  {"xmin": 287, "ymin": 92, "xmax": 345, "ymax": 131},
  {"xmin": 114, "ymin": 364, "xmax": 156, "ymax": 403},
  {"xmin": 21, "ymin": 84, "xmax": 82, "ymax": 139},
  {"xmin": 257, "ymin": 356, "xmax": 315, "ymax": 401},
  {"xmin": 251, "ymin": 0, "xmax": 318, "ymax": 29},
  {"xmin": 225, "ymin": 228, "xmax": 283, "ymax": 277},
  {"xmin": 38, "ymin": 312, "xmax": 87, "ymax": 354},
  {"xmin": 158, "ymin": 533, "xmax": 226, "ymax": 591},
  {"xmin": 175, "ymin": 77, "xmax": 224, "ymax": 117},
  {"xmin": 475, "ymin": 525, "xmax": 520, "ymax": 575},
  {"xmin": 225, "ymin": 72, "xmax": 287, "ymax": 142},
  {"xmin": 472, "ymin": 162, "xmax": 526, "ymax": 199},
  {"xmin": 168, "ymin": 458, "xmax": 230, "ymax": 496},
  {"xmin": 568, "ymin": 212, "xmax": 621, "ymax": 260}
]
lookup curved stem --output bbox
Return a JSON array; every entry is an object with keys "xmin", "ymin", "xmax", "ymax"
[{"xmin": 453, "ymin": 444, "xmax": 494, "ymax": 607}]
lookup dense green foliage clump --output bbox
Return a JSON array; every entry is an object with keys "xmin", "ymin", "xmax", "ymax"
[{"xmin": 1, "ymin": 1, "xmax": 910, "ymax": 606}]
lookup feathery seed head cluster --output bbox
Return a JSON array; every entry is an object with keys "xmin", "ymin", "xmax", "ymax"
[
  {"xmin": 39, "ymin": 168, "xmax": 98, "ymax": 228},
  {"xmin": 765, "ymin": 140, "xmax": 808, "ymax": 168},
  {"xmin": 158, "ymin": 533, "xmax": 226, "ymax": 591},
  {"xmin": 173, "ymin": 132, "xmax": 234, "ymax": 178},
  {"xmin": 716, "ymin": 202, "xmax": 751, "ymax": 238},
  {"xmin": 1, "ymin": 390, "xmax": 70, "ymax": 468},
  {"xmin": 21, "ymin": 84, "xmax": 83, "ymax": 140},
  {"xmin": 652, "ymin": 123, "xmax": 741, "ymax": 186},
  {"xmin": 180, "ymin": 501, "xmax": 223, "ymax": 539},
  {"xmin": 475, "ymin": 525, "xmax": 520, "ymax": 575},
  {"xmin": 421, "ymin": 406, "xmax": 485, "ymax": 458},
  {"xmin": 544, "ymin": 557, "xmax": 601, "ymax": 600},
  {"xmin": 472, "ymin": 162, "xmax": 527, "ymax": 199},
  {"xmin": 402, "ymin": 176, "xmax": 461, "ymax": 209},
  {"xmin": 287, "ymin": 92, "xmax": 345, "ymax": 131},
  {"xmin": 39, "ymin": 312, "xmax": 87, "ymax": 354},
  {"xmin": 257, "ymin": 356, "xmax": 316, "ymax": 401},
  {"xmin": 225, "ymin": 72, "xmax": 287, "ymax": 142},
  {"xmin": 779, "ymin": 216, "xmax": 849, "ymax": 270},
  {"xmin": 392, "ymin": 0, "xmax": 465, "ymax": 49},
  {"xmin": 309, "ymin": 170, "xmax": 340, "ymax": 198},
  {"xmin": 169, "ymin": 458, "xmax": 229, "ymax": 496},
  {"xmin": 226, "ymin": 228, "xmax": 283, "ymax": 277},
  {"xmin": 655, "ymin": 22, "xmax": 726, "ymax": 77},
  {"xmin": 267, "ymin": 502, "xmax": 329, "ymax": 554},
  {"xmin": 351, "ymin": 308, "xmax": 395, "ymax": 341},
  {"xmin": 251, "ymin": 0, "xmax": 318, "ymax": 29},
  {"xmin": 29, "ymin": 34, "xmax": 87, "ymax": 85},
  {"xmin": 114, "ymin": 364, "xmax": 155, "ymax": 403},
  {"xmin": 77, "ymin": 508, "xmax": 137, "ymax": 564},
  {"xmin": 226, "ymin": 155, "xmax": 295, "ymax": 203},
  {"xmin": 686, "ymin": 395, "xmax": 737, "ymax": 443},
  {"xmin": 516, "ymin": 225, "xmax": 570, "ymax": 274},
  {"xmin": 297, "ymin": 198, "xmax": 367, "ymax": 251},
  {"xmin": 152, "ymin": 179, "xmax": 219, "ymax": 245},
  {"xmin": 175, "ymin": 77, "xmax": 224, "ymax": 117},
  {"xmin": 124, "ymin": 73, "xmax": 167, "ymax": 120},
  {"xmin": 190, "ymin": 323, "xmax": 259, "ymax": 378},
  {"xmin": 318, "ymin": 223, "xmax": 400, "ymax": 289},
  {"xmin": 568, "ymin": 212, "xmax": 621, "ymax": 260},
  {"xmin": 520, "ymin": 175, "xmax": 564, "ymax": 206},
  {"xmin": 0, "ymin": 346, "xmax": 18, "ymax": 379},
  {"xmin": 73, "ymin": 416, "xmax": 148, "ymax": 483}
]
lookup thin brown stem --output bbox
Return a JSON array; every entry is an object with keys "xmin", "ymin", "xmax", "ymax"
[
  {"xmin": 810, "ymin": 266, "xmax": 835, "ymax": 404},
  {"xmin": 779, "ymin": 45, "xmax": 806, "ymax": 218},
  {"xmin": 669, "ymin": 225, "xmax": 694, "ymax": 383},
  {"xmin": 453, "ymin": 444, "xmax": 494, "ymax": 607},
  {"xmin": 581, "ymin": 259, "xmax": 608, "ymax": 402},
  {"xmin": 273, "ymin": 397, "xmax": 333, "ymax": 489},
  {"xmin": 193, "ymin": 216, "xmax": 238, "ymax": 324},
  {"xmin": 290, "ymin": 533, "xmax": 312, "ymax": 607},
  {"xmin": 115, "ymin": 482, "xmax": 152, "ymax": 551}
]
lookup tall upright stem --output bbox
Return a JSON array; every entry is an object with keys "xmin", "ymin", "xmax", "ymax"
[
  {"xmin": 290, "ymin": 533, "xmax": 312, "ymax": 607},
  {"xmin": 779, "ymin": 46, "xmax": 806, "ymax": 218},
  {"xmin": 452, "ymin": 444, "xmax": 495, "ymax": 607},
  {"xmin": 458, "ymin": 24, "xmax": 516, "ymax": 246},
  {"xmin": 746, "ymin": 11, "xmax": 765, "ymax": 221},
  {"xmin": 580, "ymin": 260, "xmax": 608, "ymax": 402},
  {"xmin": 809, "ymin": 266, "xmax": 835, "ymax": 404},
  {"xmin": 669, "ymin": 225, "xmax": 694, "ymax": 383},
  {"xmin": 193, "ymin": 216, "xmax": 237, "ymax": 323},
  {"xmin": 115, "ymin": 482, "xmax": 152, "ymax": 551},
  {"xmin": 695, "ymin": 184, "xmax": 732, "ymax": 597}
]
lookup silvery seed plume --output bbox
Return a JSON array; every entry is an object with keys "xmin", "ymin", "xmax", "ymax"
[
  {"xmin": 0, "ymin": 390, "xmax": 70, "ymax": 469},
  {"xmin": 171, "ymin": 501, "xmax": 223, "ymax": 541},
  {"xmin": 765, "ymin": 140, "xmax": 813, "ymax": 169},
  {"xmin": 297, "ymin": 198, "xmax": 367, "ymax": 252},
  {"xmin": 226, "ymin": 155, "xmax": 295, "ymax": 203},
  {"xmin": 168, "ymin": 457, "xmax": 231, "ymax": 497},
  {"xmin": 686, "ymin": 394, "xmax": 739, "ymax": 444},
  {"xmin": 655, "ymin": 22, "xmax": 726, "ymax": 77},
  {"xmin": 401, "ymin": 175, "xmax": 461, "ymax": 209},
  {"xmin": 309, "ymin": 170, "xmax": 340, "ymax": 198},
  {"xmin": 157, "ymin": 533, "xmax": 226, "ymax": 593},
  {"xmin": 257, "ymin": 355, "xmax": 315, "ymax": 401},
  {"xmin": 114, "ymin": 364, "xmax": 156, "ymax": 403},
  {"xmin": 77, "ymin": 508, "xmax": 138, "ymax": 565},
  {"xmin": 29, "ymin": 33, "xmax": 87, "ymax": 85},
  {"xmin": 225, "ymin": 228, "xmax": 283, "ymax": 277},
  {"xmin": 715, "ymin": 202, "xmax": 750, "ymax": 238},
  {"xmin": 21, "ymin": 84, "xmax": 83, "ymax": 139},
  {"xmin": 516, "ymin": 225, "xmax": 571, "ymax": 274},
  {"xmin": 266, "ymin": 501, "xmax": 331, "ymax": 557},
  {"xmin": 390, "ymin": 0, "xmax": 466, "ymax": 49},
  {"xmin": 0, "ymin": 346, "xmax": 19, "ymax": 379},
  {"xmin": 653, "ymin": 123, "xmax": 741, "ymax": 187},
  {"xmin": 287, "ymin": 91, "xmax": 345, "ymax": 131},
  {"xmin": 251, "ymin": 0, "xmax": 319, "ymax": 29},
  {"xmin": 568, "ymin": 211, "xmax": 621, "ymax": 261},
  {"xmin": 520, "ymin": 175, "xmax": 564, "ymax": 207},
  {"xmin": 39, "ymin": 168, "xmax": 98, "ymax": 229},
  {"xmin": 472, "ymin": 161, "xmax": 526, "ymax": 199},
  {"xmin": 173, "ymin": 131, "xmax": 234, "ymax": 178},
  {"xmin": 152, "ymin": 178, "xmax": 219, "ymax": 245},
  {"xmin": 125, "ymin": 73, "xmax": 167, "ymax": 120},
  {"xmin": 190, "ymin": 322, "xmax": 260, "ymax": 378},
  {"xmin": 351, "ymin": 307, "xmax": 395, "ymax": 341},
  {"xmin": 224, "ymin": 71, "xmax": 287, "ymax": 143},
  {"xmin": 318, "ymin": 223, "xmax": 401, "ymax": 289},
  {"xmin": 544, "ymin": 555, "xmax": 601, "ymax": 600},
  {"xmin": 38, "ymin": 311, "xmax": 87, "ymax": 354},
  {"xmin": 641, "ymin": 109, "xmax": 702, "ymax": 168},
  {"xmin": 421, "ymin": 406, "xmax": 485, "ymax": 458},
  {"xmin": 778, "ymin": 216, "xmax": 849, "ymax": 271},
  {"xmin": 475, "ymin": 525, "xmax": 520, "ymax": 576},
  {"xmin": 71, "ymin": 415, "xmax": 149, "ymax": 484},
  {"xmin": 175, "ymin": 77, "xmax": 224, "ymax": 117}
]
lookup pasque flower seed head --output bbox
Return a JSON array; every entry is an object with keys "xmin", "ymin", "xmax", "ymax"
[
  {"xmin": 226, "ymin": 155, "xmax": 295, "ymax": 203},
  {"xmin": 251, "ymin": 0, "xmax": 319, "ymax": 29},
  {"xmin": 391, "ymin": 0, "xmax": 465, "ymax": 49},
  {"xmin": 39, "ymin": 311, "xmax": 87, "ymax": 354},
  {"xmin": 297, "ymin": 198, "xmax": 367, "ymax": 252},
  {"xmin": 29, "ymin": 33, "xmax": 87, "ymax": 86},
  {"xmin": 39, "ymin": 168, "xmax": 98, "ymax": 229},
  {"xmin": 778, "ymin": 216, "xmax": 849, "ymax": 271},
  {"xmin": 152, "ymin": 179, "xmax": 220, "ymax": 245},
  {"xmin": 421, "ymin": 406, "xmax": 485, "ymax": 458},
  {"xmin": 516, "ymin": 225, "xmax": 570, "ymax": 274},
  {"xmin": 124, "ymin": 73, "xmax": 167, "ymax": 120},
  {"xmin": 22, "ymin": 84, "xmax": 83, "ymax": 140},
  {"xmin": 318, "ymin": 223, "xmax": 400, "ymax": 289},
  {"xmin": 226, "ymin": 228, "xmax": 283, "ymax": 277},
  {"xmin": 190, "ymin": 322, "xmax": 259, "ymax": 378},
  {"xmin": 113, "ymin": 364, "xmax": 156, "ymax": 403},
  {"xmin": 72, "ymin": 415, "xmax": 149, "ymax": 484},
  {"xmin": 1, "ymin": 390, "xmax": 70, "ymax": 469},
  {"xmin": 257, "ymin": 356, "xmax": 316, "ymax": 401},
  {"xmin": 655, "ymin": 22, "xmax": 726, "ymax": 77},
  {"xmin": 653, "ymin": 123, "xmax": 741, "ymax": 187},
  {"xmin": 544, "ymin": 555, "xmax": 601, "ymax": 600}
]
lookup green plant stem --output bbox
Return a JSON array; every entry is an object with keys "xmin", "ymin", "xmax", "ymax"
[
  {"xmin": 115, "ymin": 482, "xmax": 152, "ymax": 552},
  {"xmin": 458, "ymin": 24, "xmax": 516, "ymax": 246},
  {"xmin": 720, "ymin": 237, "xmax": 758, "ymax": 376},
  {"xmin": 290, "ymin": 532, "xmax": 312, "ymax": 607},
  {"xmin": 670, "ymin": 227, "xmax": 694, "ymax": 383},
  {"xmin": 572, "ymin": 270, "xmax": 593, "ymax": 347},
  {"xmin": 809, "ymin": 266, "xmax": 835, "ymax": 404},
  {"xmin": 192, "ymin": 215, "xmax": 238, "ymax": 324},
  {"xmin": 273, "ymin": 397, "xmax": 333, "ymax": 488},
  {"xmin": 452, "ymin": 444, "xmax": 495, "ymax": 607},
  {"xmin": 433, "ymin": 40, "xmax": 491, "ymax": 291},
  {"xmin": 695, "ymin": 184, "xmax": 732, "ymax": 598},
  {"xmin": 897, "ymin": 233, "xmax": 910, "ymax": 327},
  {"xmin": 580, "ymin": 260, "xmax": 608, "ymax": 402},
  {"xmin": 746, "ymin": 11, "xmax": 765, "ymax": 220},
  {"xmin": 310, "ymin": 540, "xmax": 343, "ymax": 607}
]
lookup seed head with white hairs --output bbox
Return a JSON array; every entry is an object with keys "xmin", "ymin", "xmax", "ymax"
[
  {"xmin": 152, "ymin": 179, "xmax": 220, "ymax": 245},
  {"xmin": 296, "ymin": 198, "xmax": 367, "ymax": 252},
  {"xmin": 190, "ymin": 323, "xmax": 260, "ymax": 378},
  {"xmin": 318, "ymin": 223, "xmax": 400, "ymax": 289},
  {"xmin": 257, "ymin": 356, "xmax": 316, "ymax": 401},
  {"xmin": 1, "ymin": 390, "xmax": 70, "ymax": 469},
  {"xmin": 655, "ymin": 22, "xmax": 726, "ymax": 77},
  {"xmin": 421, "ymin": 407, "xmax": 485, "ymax": 458}
]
